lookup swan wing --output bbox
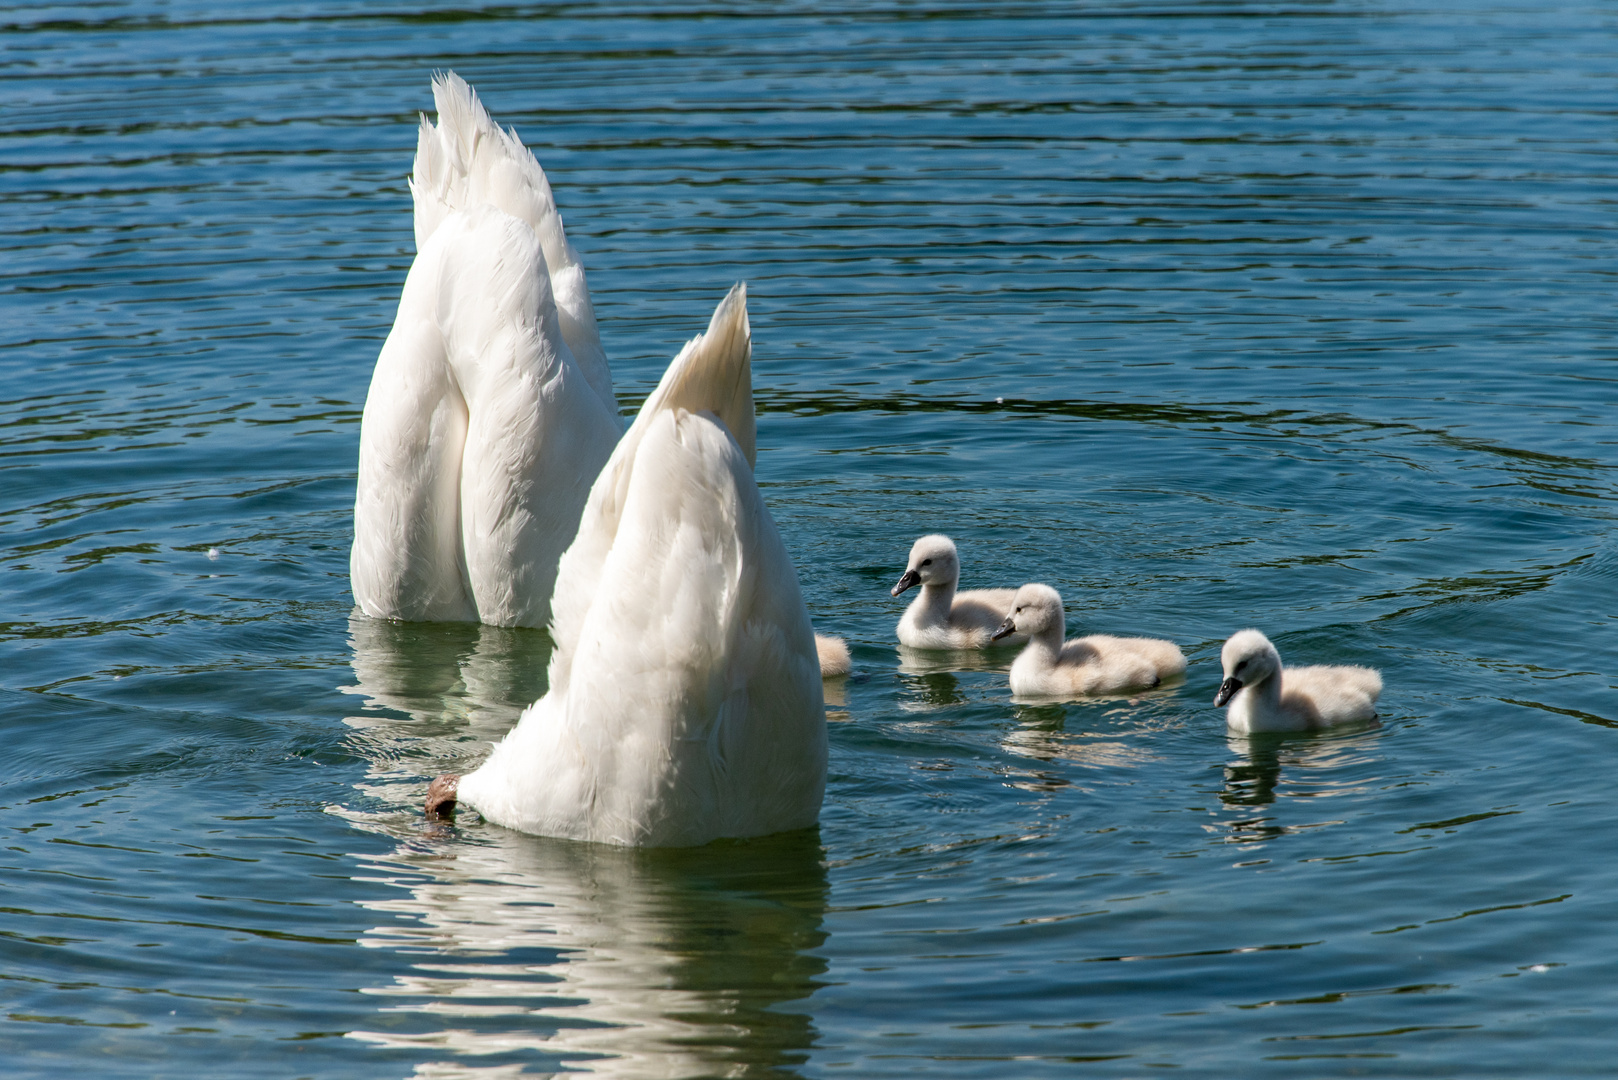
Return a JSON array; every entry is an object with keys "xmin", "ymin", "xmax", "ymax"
[
  {"xmin": 410, "ymin": 71, "xmax": 619, "ymax": 420},
  {"xmin": 573, "ymin": 409, "xmax": 823, "ymax": 844},
  {"xmin": 462, "ymin": 411, "xmax": 824, "ymax": 846},
  {"xmin": 1284, "ymin": 664, "xmax": 1383, "ymax": 724},
  {"xmin": 633, "ymin": 283, "xmax": 756, "ymax": 468}
]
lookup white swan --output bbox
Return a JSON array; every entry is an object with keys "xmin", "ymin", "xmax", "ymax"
[
  {"xmin": 992, "ymin": 583, "xmax": 1186, "ymax": 697},
  {"xmin": 351, "ymin": 73, "xmax": 622, "ymax": 629},
  {"xmin": 1214, "ymin": 629, "xmax": 1382, "ymax": 732},
  {"xmin": 428, "ymin": 285, "xmax": 827, "ymax": 847},
  {"xmin": 891, "ymin": 534, "xmax": 1024, "ymax": 648}
]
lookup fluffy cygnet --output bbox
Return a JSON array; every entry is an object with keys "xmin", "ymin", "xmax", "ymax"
[
  {"xmin": 1214, "ymin": 629, "xmax": 1382, "ymax": 732},
  {"xmin": 891, "ymin": 534, "xmax": 1023, "ymax": 649},
  {"xmin": 816, "ymin": 633, "xmax": 851, "ymax": 678},
  {"xmin": 992, "ymin": 583, "xmax": 1186, "ymax": 697}
]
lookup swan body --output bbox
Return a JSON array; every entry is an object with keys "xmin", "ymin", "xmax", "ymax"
[
  {"xmin": 1214, "ymin": 629, "xmax": 1381, "ymax": 732},
  {"xmin": 994, "ymin": 583, "xmax": 1186, "ymax": 697},
  {"xmin": 891, "ymin": 534, "xmax": 1023, "ymax": 649},
  {"xmin": 448, "ymin": 286, "xmax": 827, "ymax": 847},
  {"xmin": 352, "ymin": 73, "xmax": 621, "ymax": 629}
]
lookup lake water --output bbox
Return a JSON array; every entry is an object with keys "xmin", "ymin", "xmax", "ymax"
[{"xmin": 5, "ymin": 1, "xmax": 1618, "ymax": 1075}]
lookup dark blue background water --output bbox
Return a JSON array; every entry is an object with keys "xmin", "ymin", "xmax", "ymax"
[{"xmin": 4, "ymin": 2, "xmax": 1617, "ymax": 1075}]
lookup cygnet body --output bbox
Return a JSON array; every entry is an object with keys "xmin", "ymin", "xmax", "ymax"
[
  {"xmin": 891, "ymin": 535, "xmax": 1023, "ymax": 649},
  {"xmin": 993, "ymin": 583, "xmax": 1186, "ymax": 697},
  {"xmin": 815, "ymin": 634, "xmax": 851, "ymax": 678},
  {"xmin": 1214, "ymin": 629, "xmax": 1382, "ymax": 732}
]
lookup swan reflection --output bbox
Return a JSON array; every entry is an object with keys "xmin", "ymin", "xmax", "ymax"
[
  {"xmin": 895, "ymin": 645, "xmax": 1008, "ymax": 710},
  {"xmin": 999, "ymin": 698, "xmax": 1175, "ymax": 770},
  {"xmin": 346, "ymin": 828, "xmax": 828, "ymax": 1078},
  {"xmin": 340, "ymin": 611, "xmax": 830, "ymax": 1078},
  {"xmin": 1216, "ymin": 730, "xmax": 1384, "ymax": 845},
  {"xmin": 341, "ymin": 612, "xmax": 553, "ymax": 806}
]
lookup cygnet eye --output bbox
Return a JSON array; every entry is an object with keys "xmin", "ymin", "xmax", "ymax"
[
  {"xmin": 921, "ymin": 558, "xmax": 932, "ymax": 566},
  {"xmin": 1235, "ymin": 660, "xmax": 1248, "ymax": 673}
]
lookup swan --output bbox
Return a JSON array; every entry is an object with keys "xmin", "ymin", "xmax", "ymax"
[
  {"xmin": 890, "ymin": 534, "xmax": 1025, "ymax": 648},
  {"xmin": 991, "ymin": 583, "xmax": 1186, "ymax": 697},
  {"xmin": 351, "ymin": 73, "xmax": 622, "ymax": 629},
  {"xmin": 1214, "ymin": 629, "xmax": 1382, "ymax": 732},
  {"xmin": 426, "ymin": 285, "xmax": 828, "ymax": 847}
]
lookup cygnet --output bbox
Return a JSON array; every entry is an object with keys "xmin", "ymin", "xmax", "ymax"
[
  {"xmin": 1214, "ymin": 629, "xmax": 1382, "ymax": 732},
  {"xmin": 815, "ymin": 633, "xmax": 851, "ymax": 678},
  {"xmin": 891, "ymin": 534, "xmax": 1023, "ymax": 648},
  {"xmin": 992, "ymin": 583, "xmax": 1186, "ymax": 697}
]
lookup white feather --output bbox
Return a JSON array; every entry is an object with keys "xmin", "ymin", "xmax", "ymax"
[
  {"xmin": 411, "ymin": 71, "xmax": 617, "ymax": 417},
  {"xmin": 352, "ymin": 75, "xmax": 623, "ymax": 629},
  {"xmin": 458, "ymin": 285, "xmax": 827, "ymax": 847}
]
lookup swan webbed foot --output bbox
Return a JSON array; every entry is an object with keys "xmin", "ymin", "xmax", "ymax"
[{"xmin": 425, "ymin": 773, "xmax": 460, "ymax": 819}]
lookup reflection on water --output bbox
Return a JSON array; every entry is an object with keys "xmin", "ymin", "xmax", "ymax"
[
  {"xmin": 341, "ymin": 612, "xmax": 553, "ymax": 805},
  {"xmin": 344, "ymin": 611, "xmax": 552, "ymax": 730},
  {"xmin": 820, "ymin": 671, "xmax": 852, "ymax": 720},
  {"xmin": 346, "ymin": 828, "xmax": 829, "ymax": 1079},
  {"xmin": 895, "ymin": 645, "xmax": 1009, "ymax": 710},
  {"xmin": 999, "ymin": 700, "xmax": 1167, "ymax": 772},
  {"xmin": 1220, "ymin": 735, "xmax": 1285, "ymax": 809},
  {"xmin": 1216, "ymin": 731, "xmax": 1385, "ymax": 846},
  {"xmin": 340, "ymin": 615, "xmax": 829, "ymax": 1078}
]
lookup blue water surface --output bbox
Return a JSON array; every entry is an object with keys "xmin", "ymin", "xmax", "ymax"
[{"xmin": 4, "ymin": 1, "xmax": 1618, "ymax": 1076}]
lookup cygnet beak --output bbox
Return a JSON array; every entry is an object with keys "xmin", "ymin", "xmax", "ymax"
[
  {"xmin": 1213, "ymin": 676, "xmax": 1243, "ymax": 707},
  {"xmin": 990, "ymin": 616, "xmax": 1017, "ymax": 642},
  {"xmin": 891, "ymin": 568, "xmax": 921, "ymax": 597}
]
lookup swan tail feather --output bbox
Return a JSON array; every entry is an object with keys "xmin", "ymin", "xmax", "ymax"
[
  {"xmin": 638, "ymin": 283, "xmax": 756, "ymax": 467},
  {"xmin": 412, "ymin": 71, "xmax": 618, "ymax": 417}
]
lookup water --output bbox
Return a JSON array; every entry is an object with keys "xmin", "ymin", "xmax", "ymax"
[{"xmin": 4, "ymin": 1, "xmax": 1618, "ymax": 1075}]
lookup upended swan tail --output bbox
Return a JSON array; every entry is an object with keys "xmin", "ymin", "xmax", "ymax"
[
  {"xmin": 638, "ymin": 283, "xmax": 755, "ymax": 467},
  {"xmin": 410, "ymin": 72, "xmax": 565, "ymax": 263},
  {"xmin": 408, "ymin": 71, "xmax": 618, "ymax": 420},
  {"xmin": 547, "ymin": 283, "xmax": 755, "ymax": 693}
]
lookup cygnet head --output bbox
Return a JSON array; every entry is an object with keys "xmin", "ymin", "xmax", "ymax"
[
  {"xmin": 891, "ymin": 534, "xmax": 960, "ymax": 597},
  {"xmin": 991, "ymin": 583, "xmax": 1064, "ymax": 641},
  {"xmin": 1214, "ymin": 629, "xmax": 1281, "ymax": 706}
]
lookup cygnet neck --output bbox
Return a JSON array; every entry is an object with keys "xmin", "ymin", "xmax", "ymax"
[
  {"xmin": 916, "ymin": 577, "xmax": 957, "ymax": 618},
  {"xmin": 1243, "ymin": 667, "xmax": 1282, "ymax": 708},
  {"xmin": 1024, "ymin": 619, "xmax": 1066, "ymax": 659}
]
